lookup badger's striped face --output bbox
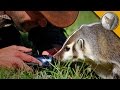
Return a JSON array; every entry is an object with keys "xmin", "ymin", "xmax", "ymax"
[
  {"xmin": 54, "ymin": 23, "xmax": 100, "ymax": 62},
  {"xmin": 54, "ymin": 38, "xmax": 86, "ymax": 62}
]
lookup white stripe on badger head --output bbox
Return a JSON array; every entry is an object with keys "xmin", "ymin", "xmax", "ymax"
[
  {"xmin": 54, "ymin": 22, "xmax": 101, "ymax": 56},
  {"xmin": 62, "ymin": 42, "xmax": 75, "ymax": 61}
]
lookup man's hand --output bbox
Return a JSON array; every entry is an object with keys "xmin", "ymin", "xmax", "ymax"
[{"xmin": 0, "ymin": 45, "xmax": 42, "ymax": 71}]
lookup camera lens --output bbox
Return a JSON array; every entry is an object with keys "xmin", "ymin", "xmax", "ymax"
[{"xmin": 35, "ymin": 55, "xmax": 54, "ymax": 67}]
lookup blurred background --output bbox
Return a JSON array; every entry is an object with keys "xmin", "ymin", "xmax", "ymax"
[{"xmin": 65, "ymin": 11, "xmax": 100, "ymax": 35}]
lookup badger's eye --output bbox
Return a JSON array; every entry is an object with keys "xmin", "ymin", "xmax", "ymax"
[{"xmin": 65, "ymin": 46, "xmax": 70, "ymax": 51}]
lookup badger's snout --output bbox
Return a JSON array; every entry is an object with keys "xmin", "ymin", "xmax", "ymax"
[{"xmin": 53, "ymin": 38, "xmax": 86, "ymax": 62}]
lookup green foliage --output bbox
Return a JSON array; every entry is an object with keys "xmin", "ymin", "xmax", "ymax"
[{"xmin": 0, "ymin": 61, "xmax": 100, "ymax": 79}]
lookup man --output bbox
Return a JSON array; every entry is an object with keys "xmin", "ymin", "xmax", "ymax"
[
  {"xmin": 0, "ymin": 11, "xmax": 79, "ymax": 71},
  {"xmin": 0, "ymin": 14, "xmax": 41, "ymax": 71}
]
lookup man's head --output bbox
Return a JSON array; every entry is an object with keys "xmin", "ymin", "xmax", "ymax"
[
  {"xmin": 5, "ymin": 11, "xmax": 79, "ymax": 32},
  {"xmin": 5, "ymin": 11, "xmax": 48, "ymax": 32}
]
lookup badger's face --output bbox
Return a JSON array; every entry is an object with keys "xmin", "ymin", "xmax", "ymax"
[
  {"xmin": 54, "ymin": 23, "xmax": 99, "ymax": 62},
  {"xmin": 54, "ymin": 38, "xmax": 86, "ymax": 62}
]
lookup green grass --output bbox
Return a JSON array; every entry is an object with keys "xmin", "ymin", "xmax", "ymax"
[
  {"xmin": 0, "ymin": 61, "xmax": 100, "ymax": 79},
  {"xmin": 0, "ymin": 11, "xmax": 101, "ymax": 79}
]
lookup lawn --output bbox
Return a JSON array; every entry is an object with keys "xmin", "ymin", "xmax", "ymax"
[{"xmin": 0, "ymin": 11, "xmax": 101, "ymax": 79}]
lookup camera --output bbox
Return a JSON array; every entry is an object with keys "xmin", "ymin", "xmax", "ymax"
[
  {"xmin": 25, "ymin": 52, "xmax": 56, "ymax": 69},
  {"xmin": 35, "ymin": 55, "xmax": 55, "ymax": 67}
]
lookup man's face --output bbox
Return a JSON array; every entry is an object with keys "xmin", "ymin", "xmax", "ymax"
[{"xmin": 6, "ymin": 11, "xmax": 47, "ymax": 31}]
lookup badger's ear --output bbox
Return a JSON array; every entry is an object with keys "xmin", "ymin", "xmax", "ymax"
[{"xmin": 76, "ymin": 38, "xmax": 85, "ymax": 50}]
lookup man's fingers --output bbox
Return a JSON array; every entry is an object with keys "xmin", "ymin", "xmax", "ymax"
[
  {"xmin": 12, "ymin": 45, "xmax": 32, "ymax": 52},
  {"xmin": 17, "ymin": 46, "xmax": 32, "ymax": 52},
  {"xmin": 15, "ymin": 51, "xmax": 42, "ymax": 65}
]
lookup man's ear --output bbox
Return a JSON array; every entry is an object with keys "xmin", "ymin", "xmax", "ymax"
[{"xmin": 76, "ymin": 38, "xmax": 85, "ymax": 50}]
